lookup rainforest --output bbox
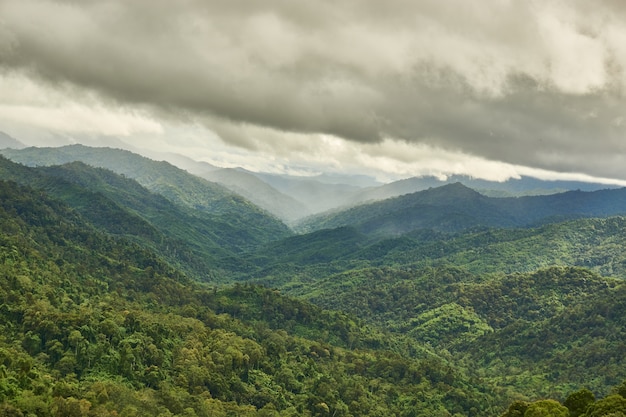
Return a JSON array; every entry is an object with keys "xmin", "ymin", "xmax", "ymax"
[{"xmin": 2, "ymin": 146, "xmax": 626, "ymax": 417}]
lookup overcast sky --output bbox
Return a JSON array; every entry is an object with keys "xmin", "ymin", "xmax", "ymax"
[{"xmin": 1, "ymin": 0, "xmax": 626, "ymax": 184}]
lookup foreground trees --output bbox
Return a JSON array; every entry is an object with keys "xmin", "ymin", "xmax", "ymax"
[
  {"xmin": 0, "ymin": 180, "xmax": 498, "ymax": 416},
  {"xmin": 501, "ymin": 386, "xmax": 626, "ymax": 417}
]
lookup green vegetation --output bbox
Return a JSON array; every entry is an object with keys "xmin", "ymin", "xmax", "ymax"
[
  {"xmin": 0, "ymin": 180, "xmax": 502, "ymax": 416},
  {"xmin": 500, "ymin": 382, "xmax": 626, "ymax": 417},
  {"xmin": 262, "ymin": 265, "xmax": 626, "ymax": 398},
  {"xmin": 0, "ymin": 156, "xmax": 289, "ymax": 281},
  {"xmin": 4, "ymin": 145, "xmax": 626, "ymax": 415},
  {"xmin": 252, "ymin": 216, "xmax": 626, "ymax": 282},
  {"xmin": 297, "ymin": 182, "xmax": 626, "ymax": 237},
  {"xmin": 1, "ymin": 145, "xmax": 291, "ymax": 242}
]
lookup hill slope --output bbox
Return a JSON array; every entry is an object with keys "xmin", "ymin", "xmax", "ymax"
[
  {"xmin": 252, "ymin": 215, "xmax": 626, "ymax": 292},
  {"xmin": 1, "ymin": 145, "xmax": 289, "ymax": 233},
  {"xmin": 291, "ymin": 264, "xmax": 626, "ymax": 399},
  {"xmin": 1, "ymin": 145, "xmax": 291, "ymax": 242},
  {"xmin": 202, "ymin": 168, "xmax": 311, "ymax": 223},
  {"xmin": 298, "ymin": 183, "xmax": 626, "ymax": 237},
  {"xmin": 0, "ymin": 156, "xmax": 287, "ymax": 280},
  {"xmin": 367, "ymin": 216, "xmax": 626, "ymax": 277},
  {"xmin": 350, "ymin": 174, "xmax": 620, "ymax": 204},
  {"xmin": 0, "ymin": 179, "xmax": 503, "ymax": 416},
  {"xmin": 0, "ymin": 131, "xmax": 25, "ymax": 149}
]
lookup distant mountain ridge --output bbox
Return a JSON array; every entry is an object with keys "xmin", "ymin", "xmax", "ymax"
[
  {"xmin": 0, "ymin": 131, "xmax": 26, "ymax": 149},
  {"xmin": 254, "ymin": 172, "xmax": 366, "ymax": 214},
  {"xmin": 1, "ymin": 145, "xmax": 316, "ymax": 224},
  {"xmin": 349, "ymin": 174, "xmax": 622, "ymax": 204},
  {"xmin": 0, "ymin": 145, "xmax": 290, "ymax": 231},
  {"xmin": 201, "ymin": 168, "xmax": 311, "ymax": 224},
  {"xmin": 0, "ymin": 156, "xmax": 291, "ymax": 280},
  {"xmin": 298, "ymin": 182, "xmax": 626, "ymax": 236},
  {"xmin": 4, "ymin": 141, "xmax": 624, "ymax": 224}
]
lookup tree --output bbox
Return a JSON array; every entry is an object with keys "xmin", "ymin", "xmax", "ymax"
[
  {"xmin": 585, "ymin": 395, "xmax": 626, "ymax": 417},
  {"xmin": 564, "ymin": 388, "xmax": 595, "ymax": 417},
  {"xmin": 523, "ymin": 400, "xmax": 568, "ymax": 417},
  {"xmin": 500, "ymin": 401, "xmax": 529, "ymax": 417}
]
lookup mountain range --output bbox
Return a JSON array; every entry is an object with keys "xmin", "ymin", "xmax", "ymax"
[
  {"xmin": 350, "ymin": 174, "xmax": 621, "ymax": 203},
  {"xmin": 2, "ymin": 140, "xmax": 622, "ymax": 225},
  {"xmin": 298, "ymin": 182, "xmax": 626, "ymax": 236},
  {"xmin": 0, "ymin": 152, "xmax": 290, "ymax": 281},
  {"xmin": 3, "ymin": 140, "xmax": 626, "ymax": 415},
  {"xmin": 0, "ymin": 131, "xmax": 25, "ymax": 149}
]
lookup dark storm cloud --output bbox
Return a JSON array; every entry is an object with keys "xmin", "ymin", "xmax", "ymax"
[{"xmin": 2, "ymin": 0, "xmax": 626, "ymax": 178}]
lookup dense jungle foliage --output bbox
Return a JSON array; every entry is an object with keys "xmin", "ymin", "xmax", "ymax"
[
  {"xmin": 3, "ymin": 148, "xmax": 626, "ymax": 416},
  {"xmin": 0, "ymin": 180, "xmax": 502, "ymax": 416}
]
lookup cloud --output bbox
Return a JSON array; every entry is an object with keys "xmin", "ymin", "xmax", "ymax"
[
  {"xmin": 1, "ymin": 0, "xmax": 626, "ymax": 180},
  {"xmin": 0, "ymin": 72, "xmax": 163, "ymax": 136}
]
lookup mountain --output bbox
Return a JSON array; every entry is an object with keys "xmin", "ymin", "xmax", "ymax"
[
  {"xmin": 0, "ymin": 156, "xmax": 290, "ymax": 280},
  {"xmin": 1, "ymin": 145, "xmax": 254, "ymax": 213},
  {"xmin": 350, "ymin": 174, "xmax": 621, "ymax": 204},
  {"xmin": 297, "ymin": 183, "xmax": 515, "ymax": 235},
  {"xmin": 138, "ymin": 149, "xmax": 220, "ymax": 177},
  {"xmin": 0, "ymin": 144, "xmax": 291, "ymax": 236},
  {"xmin": 108, "ymin": 149, "xmax": 320, "ymax": 223},
  {"xmin": 298, "ymin": 182, "xmax": 626, "ymax": 237},
  {"xmin": 254, "ymin": 172, "xmax": 366, "ymax": 214},
  {"xmin": 129, "ymin": 148, "xmax": 380, "ymax": 221},
  {"xmin": 0, "ymin": 178, "xmax": 504, "ymax": 416},
  {"xmin": 201, "ymin": 168, "xmax": 311, "ymax": 224},
  {"xmin": 7, "ymin": 143, "xmax": 626, "ymax": 415},
  {"xmin": 295, "ymin": 265, "xmax": 626, "ymax": 398},
  {"xmin": 0, "ymin": 131, "xmax": 26, "ymax": 149}
]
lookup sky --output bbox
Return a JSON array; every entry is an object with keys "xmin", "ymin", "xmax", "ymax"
[{"xmin": 1, "ymin": 0, "xmax": 626, "ymax": 184}]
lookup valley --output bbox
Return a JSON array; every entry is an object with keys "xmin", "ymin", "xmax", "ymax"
[{"xmin": 2, "ymin": 144, "xmax": 626, "ymax": 416}]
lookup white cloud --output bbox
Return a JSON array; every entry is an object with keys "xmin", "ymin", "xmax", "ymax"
[
  {"xmin": 1, "ymin": 0, "xmax": 626, "ymax": 182},
  {"xmin": 0, "ymin": 73, "xmax": 163, "ymax": 136}
]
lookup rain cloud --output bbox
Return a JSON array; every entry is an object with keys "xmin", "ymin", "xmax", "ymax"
[{"xmin": 2, "ymin": 0, "xmax": 626, "ymax": 180}]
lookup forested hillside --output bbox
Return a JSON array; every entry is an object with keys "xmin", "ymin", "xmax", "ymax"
[
  {"xmin": 0, "ymin": 179, "xmax": 505, "ymax": 416},
  {"xmin": 246, "ymin": 217, "xmax": 626, "ymax": 407},
  {"xmin": 359, "ymin": 216, "xmax": 626, "ymax": 277},
  {"xmin": 298, "ymin": 183, "xmax": 626, "ymax": 236},
  {"xmin": 283, "ymin": 266, "xmax": 626, "ymax": 398},
  {"xmin": 0, "ymin": 156, "xmax": 290, "ymax": 281},
  {"xmin": 251, "ymin": 216, "xmax": 626, "ymax": 286},
  {"xmin": 3, "ymin": 146, "xmax": 626, "ymax": 416},
  {"xmin": 200, "ymin": 168, "xmax": 311, "ymax": 224},
  {"xmin": 0, "ymin": 145, "xmax": 290, "ymax": 239}
]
